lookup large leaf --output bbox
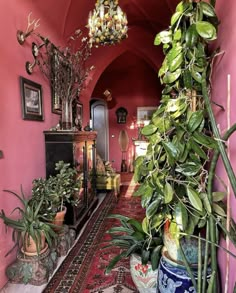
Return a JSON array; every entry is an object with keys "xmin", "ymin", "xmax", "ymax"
[
  {"xmin": 171, "ymin": 11, "xmax": 182, "ymax": 26},
  {"xmin": 189, "ymin": 138, "xmax": 208, "ymax": 160},
  {"xmin": 199, "ymin": 2, "xmax": 216, "ymax": 17},
  {"xmin": 212, "ymin": 203, "xmax": 226, "ymax": 217},
  {"xmin": 176, "ymin": 161, "xmax": 201, "ymax": 176},
  {"xmin": 186, "ymin": 186, "xmax": 203, "ymax": 212},
  {"xmin": 146, "ymin": 198, "xmax": 162, "ymax": 219},
  {"xmin": 164, "ymin": 182, "xmax": 174, "ymax": 204},
  {"xmin": 151, "ymin": 245, "xmax": 163, "ymax": 270},
  {"xmin": 200, "ymin": 192, "xmax": 212, "ymax": 213},
  {"xmin": 212, "ymin": 191, "xmax": 226, "ymax": 202},
  {"xmin": 187, "ymin": 111, "xmax": 204, "ymax": 133},
  {"xmin": 141, "ymin": 124, "xmax": 158, "ymax": 136},
  {"xmin": 163, "ymin": 69, "xmax": 181, "ymax": 84},
  {"xmin": 192, "ymin": 131, "xmax": 218, "ymax": 149},
  {"xmin": 175, "ymin": 202, "xmax": 188, "ymax": 231},
  {"xmin": 185, "ymin": 24, "xmax": 198, "ymax": 47},
  {"xmin": 196, "ymin": 21, "xmax": 217, "ymax": 40}
]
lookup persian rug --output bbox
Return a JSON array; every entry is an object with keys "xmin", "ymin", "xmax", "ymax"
[{"xmin": 44, "ymin": 183, "xmax": 144, "ymax": 293}]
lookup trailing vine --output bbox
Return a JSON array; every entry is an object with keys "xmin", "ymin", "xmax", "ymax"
[{"xmin": 133, "ymin": 0, "xmax": 236, "ymax": 291}]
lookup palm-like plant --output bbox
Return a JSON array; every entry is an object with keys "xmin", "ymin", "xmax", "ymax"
[{"xmin": 104, "ymin": 214, "xmax": 163, "ymax": 274}]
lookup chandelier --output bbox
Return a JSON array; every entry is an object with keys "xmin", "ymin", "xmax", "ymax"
[{"xmin": 88, "ymin": 0, "xmax": 128, "ymax": 46}]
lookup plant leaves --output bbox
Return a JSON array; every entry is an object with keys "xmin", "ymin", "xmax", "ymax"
[
  {"xmin": 163, "ymin": 69, "xmax": 181, "ymax": 84},
  {"xmin": 164, "ymin": 182, "xmax": 174, "ymax": 204},
  {"xmin": 175, "ymin": 202, "xmax": 188, "ymax": 231},
  {"xmin": 196, "ymin": 21, "xmax": 217, "ymax": 40},
  {"xmin": 199, "ymin": 2, "xmax": 216, "ymax": 17},
  {"xmin": 185, "ymin": 24, "xmax": 198, "ymax": 47},
  {"xmin": 212, "ymin": 191, "xmax": 226, "ymax": 202},
  {"xmin": 186, "ymin": 186, "xmax": 203, "ymax": 212},
  {"xmin": 146, "ymin": 198, "xmax": 162, "ymax": 219},
  {"xmin": 212, "ymin": 203, "xmax": 226, "ymax": 217},
  {"xmin": 151, "ymin": 245, "xmax": 162, "ymax": 270},
  {"xmin": 176, "ymin": 161, "xmax": 201, "ymax": 176},
  {"xmin": 141, "ymin": 124, "xmax": 157, "ymax": 136},
  {"xmin": 187, "ymin": 111, "xmax": 204, "ymax": 133}
]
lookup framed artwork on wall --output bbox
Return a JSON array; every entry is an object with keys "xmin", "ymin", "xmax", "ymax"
[
  {"xmin": 74, "ymin": 101, "xmax": 83, "ymax": 130},
  {"xmin": 137, "ymin": 106, "xmax": 157, "ymax": 125},
  {"xmin": 20, "ymin": 76, "xmax": 44, "ymax": 121}
]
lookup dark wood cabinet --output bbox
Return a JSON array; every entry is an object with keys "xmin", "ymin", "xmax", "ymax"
[{"xmin": 44, "ymin": 130, "xmax": 98, "ymax": 234}]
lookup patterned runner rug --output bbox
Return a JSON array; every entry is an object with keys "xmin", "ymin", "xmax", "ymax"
[{"xmin": 44, "ymin": 184, "xmax": 144, "ymax": 293}]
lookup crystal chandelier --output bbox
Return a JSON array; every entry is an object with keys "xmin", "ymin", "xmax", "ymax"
[{"xmin": 88, "ymin": 0, "xmax": 128, "ymax": 46}]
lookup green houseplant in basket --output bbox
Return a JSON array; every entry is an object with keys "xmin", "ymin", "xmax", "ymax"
[
  {"xmin": 134, "ymin": 0, "xmax": 236, "ymax": 292},
  {"xmin": 0, "ymin": 187, "xmax": 57, "ymax": 256}
]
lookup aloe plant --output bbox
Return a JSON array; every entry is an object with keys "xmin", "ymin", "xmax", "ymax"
[{"xmin": 0, "ymin": 187, "xmax": 57, "ymax": 256}]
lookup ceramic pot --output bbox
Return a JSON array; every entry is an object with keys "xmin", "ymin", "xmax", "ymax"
[
  {"xmin": 163, "ymin": 220, "xmax": 205, "ymax": 265},
  {"xmin": 22, "ymin": 232, "xmax": 46, "ymax": 255},
  {"xmin": 53, "ymin": 206, "xmax": 67, "ymax": 231},
  {"xmin": 157, "ymin": 249, "xmax": 211, "ymax": 293},
  {"xmin": 130, "ymin": 253, "xmax": 158, "ymax": 293}
]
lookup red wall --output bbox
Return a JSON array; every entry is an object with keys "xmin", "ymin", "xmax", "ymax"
[
  {"xmin": 93, "ymin": 51, "xmax": 161, "ymax": 171},
  {"xmin": 0, "ymin": 1, "xmax": 63, "ymax": 288}
]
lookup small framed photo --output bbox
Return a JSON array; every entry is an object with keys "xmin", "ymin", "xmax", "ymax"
[
  {"xmin": 20, "ymin": 77, "xmax": 44, "ymax": 121},
  {"xmin": 74, "ymin": 101, "xmax": 83, "ymax": 130},
  {"xmin": 137, "ymin": 106, "xmax": 157, "ymax": 125}
]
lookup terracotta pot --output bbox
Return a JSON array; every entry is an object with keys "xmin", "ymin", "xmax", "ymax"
[
  {"xmin": 22, "ymin": 232, "xmax": 46, "ymax": 255},
  {"xmin": 53, "ymin": 206, "xmax": 67, "ymax": 231},
  {"xmin": 130, "ymin": 253, "xmax": 158, "ymax": 293}
]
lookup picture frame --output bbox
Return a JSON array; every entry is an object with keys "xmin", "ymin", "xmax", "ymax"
[
  {"xmin": 20, "ymin": 76, "xmax": 44, "ymax": 121},
  {"xmin": 73, "ymin": 101, "xmax": 83, "ymax": 130},
  {"xmin": 137, "ymin": 106, "xmax": 157, "ymax": 125}
]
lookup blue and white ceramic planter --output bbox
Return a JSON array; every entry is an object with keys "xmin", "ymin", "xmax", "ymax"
[{"xmin": 157, "ymin": 250, "xmax": 211, "ymax": 293}]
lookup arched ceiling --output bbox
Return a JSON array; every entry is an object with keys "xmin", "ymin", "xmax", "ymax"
[{"xmin": 32, "ymin": 0, "xmax": 180, "ymax": 102}]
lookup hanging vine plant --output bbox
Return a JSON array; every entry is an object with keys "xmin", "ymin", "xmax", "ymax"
[{"xmin": 133, "ymin": 0, "xmax": 236, "ymax": 291}]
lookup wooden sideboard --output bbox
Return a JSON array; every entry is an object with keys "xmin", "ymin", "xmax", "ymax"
[{"xmin": 44, "ymin": 130, "xmax": 98, "ymax": 234}]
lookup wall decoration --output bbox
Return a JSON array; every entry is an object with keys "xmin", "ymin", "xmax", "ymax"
[
  {"xmin": 73, "ymin": 101, "xmax": 83, "ymax": 130},
  {"xmin": 116, "ymin": 107, "xmax": 128, "ymax": 124},
  {"xmin": 20, "ymin": 76, "xmax": 44, "ymax": 121},
  {"xmin": 137, "ymin": 106, "xmax": 156, "ymax": 125}
]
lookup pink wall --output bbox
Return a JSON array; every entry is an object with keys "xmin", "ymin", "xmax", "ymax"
[
  {"xmin": 211, "ymin": 0, "xmax": 236, "ymax": 290},
  {"xmin": 92, "ymin": 52, "xmax": 161, "ymax": 171},
  {"xmin": 0, "ymin": 1, "xmax": 64, "ymax": 288}
]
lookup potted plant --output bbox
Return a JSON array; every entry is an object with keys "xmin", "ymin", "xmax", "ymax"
[
  {"xmin": 0, "ymin": 187, "xmax": 57, "ymax": 256},
  {"xmin": 30, "ymin": 160, "xmax": 82, "ymax": 229},
  {"xmin": 104, "ymin": 214, "xmax": 163, "ymax": 292},
  {"xmin": 134, "ymin": 0, "xmax": 236, "ymax": 291}
]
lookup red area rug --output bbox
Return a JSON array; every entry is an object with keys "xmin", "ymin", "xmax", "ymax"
[{"xmin": 44, "ymin": 184, "xmax": 144, "ymax": 293}]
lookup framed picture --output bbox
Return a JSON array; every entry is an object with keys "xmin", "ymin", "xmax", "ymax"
[
  {"xmin": 137, "ymin": 106, "xmax": 157, "ymax": 125},
  {"xmin": 73, "ymin": 101, "xmax": 83, "ymax": 130},
  {"xmin": 20, "ymin": 77, "xmax": 44, "ymax": 121}
]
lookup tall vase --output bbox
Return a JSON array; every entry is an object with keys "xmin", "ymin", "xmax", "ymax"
[{"xmin": 61, "ymin": 98, "xmax": 73, "ymax": 130}]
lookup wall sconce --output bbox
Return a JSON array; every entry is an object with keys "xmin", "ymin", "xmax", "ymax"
[
  {"xmin": 116, "ymin": 107, "xmax": 128, "ymax": 124},
  {"xmin": 103, "ymin": 89, "xmax": 112, "ymax": 101},
  {"xmin": 16, "ymin": 12, "xmax": 40, "ymax": 45}
]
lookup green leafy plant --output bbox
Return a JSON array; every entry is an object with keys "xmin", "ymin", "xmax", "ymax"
[
  {"xmin": 133, "ymin": 0, "xmax": 236, "ymax": 291},
  {"xmin": 31, "ymin": 160, "xmax": 82, "ymax": 214},
  {"xmin": 0, "ymin": 187, "xmax": 57, "ymax": 256},
  {"xmin": 104, "ymin": 214, "xmax": 163, "ymax": 274}
]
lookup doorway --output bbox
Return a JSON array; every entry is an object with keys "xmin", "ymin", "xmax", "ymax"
[{"xmin": 90, "ymin": 100, "xmax": 109, "ymax": 161}]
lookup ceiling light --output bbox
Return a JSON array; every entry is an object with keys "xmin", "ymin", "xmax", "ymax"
[{"xmin": 88, "ymin": 0, "xmax": 128, "ymax": 46}]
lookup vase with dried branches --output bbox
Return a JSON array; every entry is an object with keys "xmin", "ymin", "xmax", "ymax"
[{"xmin": 17, "ymin": 13, "xmax": 93, "ymax": 130}]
